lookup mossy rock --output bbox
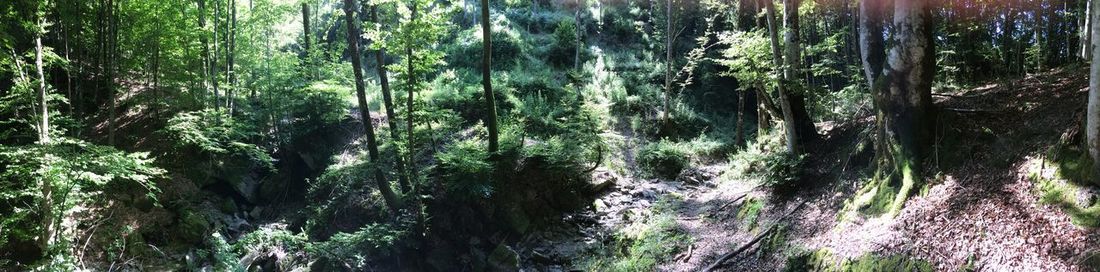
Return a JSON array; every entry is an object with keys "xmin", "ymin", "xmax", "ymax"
[
  {"xmin": 176, "ymin": 209, "xmax": 211, "ymax": 245},
  {"xmin": 784, "ymin": 249, "xmax": 933, "ymax": 272}
]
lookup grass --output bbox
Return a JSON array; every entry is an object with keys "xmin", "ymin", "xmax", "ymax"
[
  {"xmin": 583, "ymin": 196, "xmax": 691, "ymax": 271},
  {"xmin": 737, "ymin": 197, "xmax": 765, "ymax": 231},
  {"xmin": 1027, "ymin": 156, "xmax": 1100, "ymax": 228}
]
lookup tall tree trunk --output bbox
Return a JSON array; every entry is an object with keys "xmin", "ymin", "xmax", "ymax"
[
  {"xmin": 406, "ymin": 2, "xmax": 418, "ymax": 184},
  {"xmin": 372, "ymin": 6, "xmax": 411, "ymax": 192},
  {"xmin": 302, "ymin": 3, "xmax": 311, "ymax": 80},
  {"xmin": 212, "ymin": 0, "xmax": 221, "ymax": 112},
  {"xmin": 735, "ymin": 91, "xmax": 745, "ymax": 148},
  {"xmin": 198, "ymin": 0, "xmax": 213, "ymax": 108},
  {"xmin": 1085, "ymin": 0, "xmax": 1095, "ymax": 60},
  {"xmin": 36, "ymin": 20, "xmax": 50, "ymax": 145},
  {"xmin": 764, "ymin": 0, "xmax": 800, "ymax": 154},
  {"xmin": 227, "ymin": 0, "xmax": 236, "ymax": 114},
  {"xmin": 107, "ymin": 0, "xmax": 118, "ymax": 146},
  {"xmin": 663, "ymin": 0, "xmax": 673, "ymax": 122},
  {"xmin": 858, "ymin": 0, "xmax": 935, "ymax": 216},
  {"xmin": 1087, "ymin": 0, "xmax": 1100, "ymax": 179},
  {"xmin": 480, "ymin": 0, "xmax": 500, "ymax": 153},
  {"xmin": 344, "ymin": 0, "xmax": 402, "ymax": 211}
]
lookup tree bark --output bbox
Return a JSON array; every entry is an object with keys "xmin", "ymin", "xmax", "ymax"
[
  {"xmin": 663, "ymin": 0, "xmax": 673, "ymax": 122},
  {"xmin": 371, "ymin": 6, "xmax": 411, "ymax": 192},
  {"xmin": 302, "ymin": 3, "xmax": 311, "ymax": 80},
  {"xmin": 36, "ymin": 18, "xmax": 50, "ymax": 145},
  {"xmin": 764, "ymin": 0, "xmax": 800, "ymax": 154},
  {"xmin": 344, "ymin": 0, "xmax": 403, "ymax": 211},
  {"xmin": 858, "ymin": 0, "xmax": 935, "ymax": 215},
  {"xmin": 107, "ymin": 0, "xmax": 118, "ymax": 146},
  {"xmin": 1087, "ymin": 0, "xmax": 1100, "ymax": 180},
  {"xmin": 480, "ymin": 0, "xmax": 500, "ymax": 154}
]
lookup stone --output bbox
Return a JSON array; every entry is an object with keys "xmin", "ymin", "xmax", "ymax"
[
  {"xmin": 487, "ymin": 244, "xmax": 519, "ymax": 271},
  {"xmin": 1076, "ymin": 187, "xmax": 1098, "ymax": 207}
]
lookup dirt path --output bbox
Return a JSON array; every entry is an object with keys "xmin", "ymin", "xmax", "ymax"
[{"xmin": 519, "ymin": 69, "xmax": 1100, "ymax": 271}]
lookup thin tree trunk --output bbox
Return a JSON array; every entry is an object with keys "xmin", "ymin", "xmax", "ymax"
[
  {"xmin": 302, "ymin": 3, "xmax": 311, "ymax": 80},
  {"xmin": 764, "ymin": 0, "xmax": 800, "ymax": 154},
  {"xmin": 372, "ymin": 6, "xmax": 411, "ymax": 192},
  {"xmin": 663, "ymin": 0, "xmax": 673, "ymax": 122},
  {"xmin": 227, "ymin": 0, "xmax": 236, "ymax": 114},
  {"xmin": 344, "ymin": 0, "xmax": 402, "ymax": 211},
  {"xmin": 36, "ymin": 20, "xmax": 50, "ymax": 145},
  {"xmin": 481, "ymin": 0, "xmax": 500, "ymax": 153},
  {"xmin": 212, "ymin": 0, "xmax": 221, "ymax": 112},
  {"xmin": 107, "ymin": 0, "xmax": 118, "ymax": 146},
  {"xmin": 406, "ymin": 2, "xmax": 418, "ymax": 184}
]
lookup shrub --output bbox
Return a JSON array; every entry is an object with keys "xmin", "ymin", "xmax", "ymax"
[
  {"xmin": 0, "ymin": 138, "xmax": 163, "ymax": 268},
  {"xmin": 446, "ymin": 21, "xmax": 524, "ymax": 70},
  {"xmin": 161, "ymin": 110, "xmax": 273, "ymax": 186},
  {"xmin": 638, "ymin": 140, "xmax": 690, "ymax": 179},
  {"xmin": 437, "ymin": 137, "xmax": 495, "ymax": 201},
  {"xmin": 730, "ymin": 130, "xmax": 805, "ymax": 188},
  {"xmin": 305, "ymin": 224, "xmax": 406, "ymax": 270},
  {"xmin": 548, "ymin": 19, "xmax": 579, "ymax": 66}
]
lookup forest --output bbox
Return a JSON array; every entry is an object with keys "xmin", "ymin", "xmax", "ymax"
[{"xmin": 2, "ymin": 0, "xmax": 1100, "ymax": 270}]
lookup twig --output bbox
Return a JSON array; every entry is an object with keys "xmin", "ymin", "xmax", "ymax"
[
  {"xmin": 703, "ymin": 200, "xmax": 807, "ymax": 272},
  {"xmin": 943, "ymin": 107, "xmax": 1000, "ymax": 113},
  {"xmin": 681, "ymin": 244, "xmax": 695, "ymax": 263}
]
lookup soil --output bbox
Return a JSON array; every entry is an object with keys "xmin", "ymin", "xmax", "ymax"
[{"xmin": 517, "ymin": 68, "xmax": 1100, "ymax": 271}]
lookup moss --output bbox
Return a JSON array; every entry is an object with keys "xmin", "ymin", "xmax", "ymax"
[
  {"xmin": 737, "ymin": 197, "xmax": 765, "ymax": 230},
  {"xmin": 846, "ymin": 142, "xmax": 921, "ymax": 218},
  {"xmin": 784, "ymin": 248, "xmax": 933, "ymax": 272},
  {"xmin": 1028, "ymin": 157, "xmax": 1100, "ymax": 228},
  {"xmin": 583, "ymin": 196, "xmax": 691, "ymax": 271}
]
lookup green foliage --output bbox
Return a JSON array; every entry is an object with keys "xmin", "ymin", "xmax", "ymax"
[
  {"xmin": 584, "ymin": 197, "xmax": 689, "ymax": 271},
  {"xmin": 208, "ymin": 233, "xmax": 244, "ymax": 272},
  {"xmin": 548, "ymin": 19, "xmax": 579, "ymax": 66},
  {"xmin": 730, "ymin": 130, "xmax": 805, "ymax": 187},
  {"xmin": 0, "ymin": 138, "xmax": 163, "ymax": 265},
  {"xmin": 306, "ymin": 224, "xmax": 406, "ymax": 270},
  {"xmin": 446, "ymin": 17, "xmax": 525, "ymax": 70},
  {"xmin": 737, "ymin": 197, "xmax": 764, "ymax": 229},
  {"xmin": 638, "ymin": 140, "xmax": 690, "ymax": 179},
  {"xmin": 1027, "ymin": 157, "xmax": 1100, "ymax": 228},
  {"xmin": 161, "ymin": 110, "xmax": 273, "ymax": 184},
  {"xmin": 437, "ymin": 136, "xmax": 495, "ymax": 200},
  {"xmin": 303, "ymin": 152, "xmax": 390, "ymax": 238}
]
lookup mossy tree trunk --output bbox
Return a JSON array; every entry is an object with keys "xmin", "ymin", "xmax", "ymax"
[
  {"xmin": 344, "ymin": 0, "xmax": 402, "ymax": 211},
  {"xmin": 857, "ymin": 0, "xmax": 935, "ymax": 216},
  {"xmin": 480, "ymin": 0, "xmax": 499, "ymax": 154}
]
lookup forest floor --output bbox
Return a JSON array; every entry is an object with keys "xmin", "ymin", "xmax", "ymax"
[{"xmin": 519, "ymin": 68, "xmax": 1100, "ymax": 271}]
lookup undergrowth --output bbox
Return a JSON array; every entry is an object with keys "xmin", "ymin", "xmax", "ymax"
[{"xmin": 583, "ymin": 196, "xmax": 690, "ymax": 271}]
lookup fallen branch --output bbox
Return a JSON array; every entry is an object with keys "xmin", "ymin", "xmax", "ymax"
[
  {"xmin": 703, "ymin": 200, "xmax": 807, "ymax": 272},
  {"xmin": 942, "ymin": 107, "xmax": 1001, "ymax": 113}
]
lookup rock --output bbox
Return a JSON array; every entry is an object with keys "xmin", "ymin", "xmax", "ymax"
[
  {"xmin": 1076, "ymin": 187, "xmax": 1098, "ymax": 207},
  {"xmin": 249, "ymin": 206, "xmax": 265, "ymax": 219},
  {"xmin": 488, "ymin": 244, "xmax": 519, "ymax": 271},
  {"xmin": 589, "ymin": 171, "xmax": 618, "ymax": 193}
]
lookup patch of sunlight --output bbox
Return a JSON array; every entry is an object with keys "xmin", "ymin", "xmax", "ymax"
[{"xmin": 1026, "ymin": 155, "xmax": 1100, "ymax": 228}]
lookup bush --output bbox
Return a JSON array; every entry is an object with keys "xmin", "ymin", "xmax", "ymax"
[
  {"xmin": 437, "ymin": 137, "xmax": 495, "ymax": 201},
  {"xmin": 305, "ymin": 224, "xmax": 406, "ymax": 270},
  {"xmin": 446, "ymin": 22, "xmax": 524, "ymax": 71},
  {"xmin": 161, "ymin": 110, "xmax": 273, "ymax": 186},
  {"xmin": 0, "ymin": 138, "xmax": 163, "ymax": 268},
  {"xmin": 638, "ymin": 140, "xmax": 690, "ymax": 179},
  {"xmin": 548, "ymin": 19, "xmax": 579, "ymax": 66},
  {"xmin": 730, "ymin": 140, "xmax": 805, "ymax": 188}
]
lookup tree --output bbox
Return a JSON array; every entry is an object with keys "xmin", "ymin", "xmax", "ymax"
[
  {"xmin": 344, "ymin": 0, "xmax": 402, "ymax": 211},
  {"xmin": 857, "ymin": 0, "xmax": 936, "ymax": 215},
  {"xmin": 371, "ymin": 5, "xmax": 411, "ymax": 192},
  {"xmin": 480, "ymin": 0, "xmax": 499, "ymax": 153},
  {"xmin": 763, "ymin": 0, "xmax": 802, "ymax": 154},
  {"xmin": 34, "ymin": 5, "xmax": 49, "ymax": 145},
  {"xmin": 1088, "ymin": 0, "xmax": 1100, "ymax": 179}
]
